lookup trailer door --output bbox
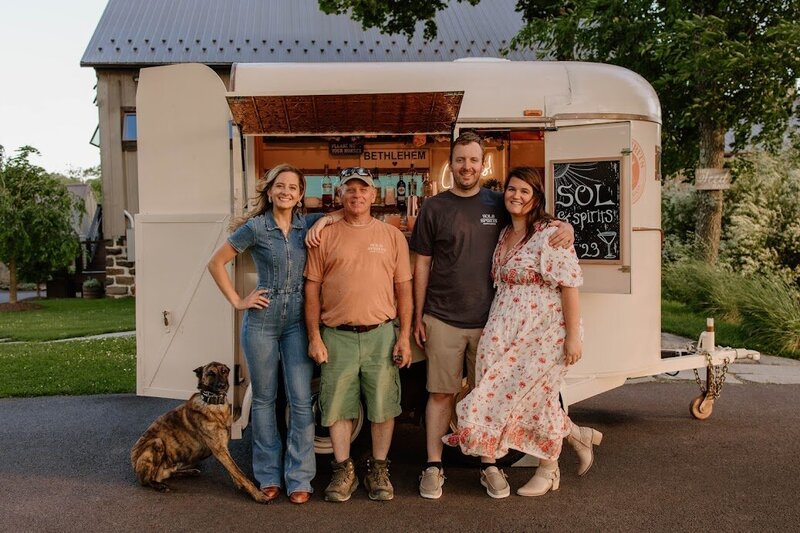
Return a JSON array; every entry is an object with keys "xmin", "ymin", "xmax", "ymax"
[
  {"xmin": 545, "ymin": 122, "xmax": 632, "ymax": 294},
  {"xmin": 135, "ymin": 64, "xmax": 237, "ymax": 399}
]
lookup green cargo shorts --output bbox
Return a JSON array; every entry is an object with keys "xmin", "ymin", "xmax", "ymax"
[{"xmin": 319, "ymin": 322, "xmax": 401, "ymax": 427}]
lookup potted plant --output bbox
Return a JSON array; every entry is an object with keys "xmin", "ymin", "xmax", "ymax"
[{"xmin": 82, "ymin": 278, "xmax": 104, "ymax": 299}]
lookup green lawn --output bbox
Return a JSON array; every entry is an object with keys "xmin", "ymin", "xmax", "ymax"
[
  {"xmin": 661, "ymin": 299, "xmax": 788, "ymax": 356},
  {"xmin": 0, "ymin": 297, "xmax": 135, "ymax": 341},
  {"xmin": 0, "ymin": 337, "xmax": 136, "ymax": 397}
]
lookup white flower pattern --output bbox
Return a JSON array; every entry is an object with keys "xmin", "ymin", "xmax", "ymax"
[{"xmin": 443, "ymin": 223, "xmax": 583, "ymax": 461}]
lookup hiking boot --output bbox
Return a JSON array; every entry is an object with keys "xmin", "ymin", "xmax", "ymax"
[
  {"xmin": 418, "ymin": 466, "xmax": 445, "ymax": 499},
  {"xmin": 364, "ymin": 457, "xmax": 394, "ymax": 501},
  {"xmin": 324, "ymin": 458, "xmax": 358, "ymax": 502},
  {"xmin": 480, "ymin": 465, "xmax": 510, "ymax": 499}
]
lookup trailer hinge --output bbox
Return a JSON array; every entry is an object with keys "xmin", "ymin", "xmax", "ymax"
[
  {"xmin": 619, "ymin": 265, "xmax": 631, "ymax": 273},
  {"xmin": 621, "ymin": 148, "xmax": 632, "ymax": 155}
]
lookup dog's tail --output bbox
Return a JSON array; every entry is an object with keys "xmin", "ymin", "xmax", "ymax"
[{"xmin": 131, "ymin": 437, "xmax": 165, "ymax": 485}]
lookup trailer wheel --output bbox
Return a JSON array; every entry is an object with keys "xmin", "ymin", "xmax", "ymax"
[
  {"xmin": 690, "ymin": 395, "xmax": 714, "ymax": 420},
  {"xmin": 306, "ymin": 377, "xmax": 365, "ymax": 455}
]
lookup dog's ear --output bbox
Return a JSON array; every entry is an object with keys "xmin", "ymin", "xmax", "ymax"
[{"xmin": 194, "ymin": 366, "xmax": 205, "ymax": 378}]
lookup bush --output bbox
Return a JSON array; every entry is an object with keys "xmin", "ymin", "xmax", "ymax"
[
  {"xmin": 663, "ymin": 260, "xmax": 800, "ymax": 357},
  {"xmin": 720, "ymin": 150, "xmax": 800, "ymax": 283}
]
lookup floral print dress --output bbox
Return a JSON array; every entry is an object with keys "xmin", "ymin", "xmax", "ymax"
[{"xmin": 443, "ymin": 223, "xmax": 583, "ymax": 461}]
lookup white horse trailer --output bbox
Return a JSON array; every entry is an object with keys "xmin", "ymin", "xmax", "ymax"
[{"xmin": 134, "ymin": 61, "xmax": 757, "ymax": 449}]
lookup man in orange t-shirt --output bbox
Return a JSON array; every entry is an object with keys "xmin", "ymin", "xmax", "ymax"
[{"xmin": 305, "ymin": 167, "xmax": 412, "ymax": 503}]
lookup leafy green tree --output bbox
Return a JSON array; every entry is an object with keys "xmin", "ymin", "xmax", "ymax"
[
  {"xmin": 0, "ymin": 146, "xmax": 81, "ymax": 304},
  {"xmin": 319, "ymin": 0, "xmax": 800, "ymax": 264}
]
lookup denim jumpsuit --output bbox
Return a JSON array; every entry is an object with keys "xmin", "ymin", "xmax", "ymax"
[{"xmin": 228, "ymin": 211, "xmax": 322, "ymax": 494}]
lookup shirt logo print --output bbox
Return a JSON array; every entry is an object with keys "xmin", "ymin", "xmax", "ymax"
[
  {"xmin": 368, "ymin": 243, "xmax": 387, "ymax": 254},
  {"xmin": 480, "ymin": 214, "xmax": 498, "ymax": 226}
]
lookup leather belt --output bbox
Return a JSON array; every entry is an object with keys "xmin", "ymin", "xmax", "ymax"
[{"xmin": 332, "ymin": 319, "xmax": 392, "ymax": 333}]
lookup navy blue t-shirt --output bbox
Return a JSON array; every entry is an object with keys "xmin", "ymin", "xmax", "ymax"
[{"xmin": 409, "ymin": 189, "xmax": 509, "ymax": 328}]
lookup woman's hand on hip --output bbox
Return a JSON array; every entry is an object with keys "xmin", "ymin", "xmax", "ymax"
[
  {"xmin": 564, "ymin": 335, "xmax": 582, "ymax": 366},
  {"xmin": 236, "ymin": 288, "xmax": 269, "ymax": 310}
]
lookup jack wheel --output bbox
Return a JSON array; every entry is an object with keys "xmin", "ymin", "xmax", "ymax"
[{"xmin": 690, "ymin": 395, "xmax": 714, "ymax": 420}]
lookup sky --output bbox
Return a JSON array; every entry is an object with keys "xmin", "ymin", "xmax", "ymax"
[{"xmin": 0, "ymin": 0, "xmax": 108, "ymax": 175}]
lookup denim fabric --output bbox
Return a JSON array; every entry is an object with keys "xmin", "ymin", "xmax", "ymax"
[{"xmin": 229, "ymin": 211, "xmax": 323, "ymax": 493}]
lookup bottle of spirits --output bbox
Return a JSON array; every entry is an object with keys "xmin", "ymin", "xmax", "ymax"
[
  {"xmin": 409, "ymin": 170, "xmax": 418, "ymax": 197},
  {"xmin": 373, "ymin": 168, "xmax": 382, "ymax": 205},
  {"xmin": 397, "ymin": 173, "xmax": 407, "ymax": 210},
  {"xmin": 321, "ymin": 165, "xmax": 332, "ymax": 210},
  {"xmin": 422, "ymin": 171, "xmax": 433, "ymax": 198}
]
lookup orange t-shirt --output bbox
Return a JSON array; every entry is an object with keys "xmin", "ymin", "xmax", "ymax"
[{"xmin": 305, "ymin": 218, "xmax": 412, "ymax": 327}]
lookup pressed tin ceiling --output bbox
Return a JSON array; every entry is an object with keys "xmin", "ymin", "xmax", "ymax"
[{"xmin": 227, "ymin": 92, "xmax": 464, "ymax": 135}]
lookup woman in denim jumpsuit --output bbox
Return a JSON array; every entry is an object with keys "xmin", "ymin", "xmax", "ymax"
[{"xmin": 208, "ymin": 163, "xmax": 338, "ymax": 504}]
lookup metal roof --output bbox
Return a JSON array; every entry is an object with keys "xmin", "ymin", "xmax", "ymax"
[{"xmin": 81, "ymin": 0, "xmax": 537, "ymax": 67}]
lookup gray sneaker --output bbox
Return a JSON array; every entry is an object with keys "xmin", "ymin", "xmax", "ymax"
[
  {"xmin": 480, "ymin": 466, "xmax": 510, "ymax": 499},
  {"xmin": 324, "ymin": 458, "xmax": 358, "ymax": 502},
  {"xmin": 364, "ymin": 458, "xmax": 394, "ymax": 501},
  {"xmin": 418, "ymin": 466, "xmax": 445, "ymax": 499}
]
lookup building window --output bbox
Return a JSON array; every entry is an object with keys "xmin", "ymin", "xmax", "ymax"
[
  {"xmin": 122, "ymin": 113, "xmax": 137, "ymax": 141},
  {"xmin": 89, "ymin": 125, "xmax": 101, "ymax": 148}
]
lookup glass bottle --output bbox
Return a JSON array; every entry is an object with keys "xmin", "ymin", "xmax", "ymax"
[
  {"xmin": 422, "ymin": 171, "xmax": 433, "ymax": 198},
  {"xmin": 321, "ymin": 165, "xmax": 332, "ymax": 209},
  {"xmin": 397, "ymin": 173, "xmax": 407, "ymax": 210},
  {"xmin": 372, "ymin": 167, "xmax": 382, "ymax": 205}
]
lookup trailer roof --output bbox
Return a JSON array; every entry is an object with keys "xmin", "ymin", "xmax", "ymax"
[
  {"xmin": 81, "ymin": 0, "xmax": 537, "ymax": 68},
  {"xmin": 227, "ymin": 61, "xmax": 662, "ymax": 131}
]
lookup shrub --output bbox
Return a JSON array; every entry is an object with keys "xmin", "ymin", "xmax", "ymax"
[
  {"xmin": 720, "ymin": 150, "xmax": 800, "ymax": 283},
  {"xmin": 663, "ymin": 260, "xmax": 800, "ymax": 357}
]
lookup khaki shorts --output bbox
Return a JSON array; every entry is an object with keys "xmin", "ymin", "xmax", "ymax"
[
  {"xmin": 423, "ymin": 314, "xmax": 482, "ymax": 394},
  {"xmin": 319, "ymin": 323, "xmax": 401, "ymax": 426}
]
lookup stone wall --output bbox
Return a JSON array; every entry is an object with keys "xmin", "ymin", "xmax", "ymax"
[{"xmin": 105, "ymin": 237, "xmax": 135, "ymax": 297}]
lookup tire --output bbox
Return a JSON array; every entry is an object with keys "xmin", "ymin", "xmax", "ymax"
[{"xmin": 304, "ymin": 377, "xmax": 366, "ymax": 455}]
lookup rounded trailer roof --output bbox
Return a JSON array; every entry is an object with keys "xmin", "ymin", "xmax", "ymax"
[{"xmin": 229, "ymin": 60, "xmax": 661, "ymax": 124}]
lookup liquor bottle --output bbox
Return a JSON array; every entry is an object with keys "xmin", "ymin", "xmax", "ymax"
[
  {"xmin": 373, "ymin": 167, "xmax": 382, "ymax": 205},
  {"xmin": 321, "ymin": 165, "xmax": 332, "ymax": 209},
  {"xmin": 422, "ymin": 171, "xmax": 433, "ymax": 198},
  {"xmin": 397, "ymin": 173, "xmax": 407, "ymax": 210},
  {"xmin": 333, "ymin": 172, "xmax": 341, "ymax": 207},
  {"xmin": 409, "ymin": 170, "xmax": 418, "ymax": 197}
]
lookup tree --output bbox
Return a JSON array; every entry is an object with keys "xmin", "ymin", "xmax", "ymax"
[
  {"xmin": 319, "ymin": 0, "xmax": 800, "ymax": 264},
  {"xmin": 0, "ymin": 146, "xmax": 81, "ymax": 304}
]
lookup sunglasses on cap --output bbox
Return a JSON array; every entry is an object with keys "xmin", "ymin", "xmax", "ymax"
[{"xmin": 340, "ymin": 167, "xmax": 372, "ymax": 178}]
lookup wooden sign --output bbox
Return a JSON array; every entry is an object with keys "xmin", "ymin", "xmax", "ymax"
[
  {"xmin": 694, "ymin": 168, "xmax": 730, "ymax": 190},
  {"xmin": 553, "ymin": 159, "xmax": 621, "ymax": 262},
  {"xmin": 360, "ymin": 147, "xmax": 430, "ymax": 167}
]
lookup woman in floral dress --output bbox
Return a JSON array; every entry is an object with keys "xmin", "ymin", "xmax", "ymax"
[{"xmin": 444, "ymin": 166, "xmax": 602, "ymax": 497}]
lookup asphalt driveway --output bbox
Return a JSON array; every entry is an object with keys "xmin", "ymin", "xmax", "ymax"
[{"xmin": 2, "ymin": 381, "xmax": 798, "ymax": 532}]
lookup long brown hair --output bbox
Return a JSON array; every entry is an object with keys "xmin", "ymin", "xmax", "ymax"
[
  {"xmin": 504, "ymin": 166, "xmax": 552, "ymax": 242},
  {"xmin": 229, "ymin": 163, "xmax": 306, "ymax": 231}
]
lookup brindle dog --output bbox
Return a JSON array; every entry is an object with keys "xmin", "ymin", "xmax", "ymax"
[{"xmin": 130, "ymin": 362, "xmax": 268, "ymax": 503}]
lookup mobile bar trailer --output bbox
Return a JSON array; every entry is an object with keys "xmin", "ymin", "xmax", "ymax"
[{"xmin": 134, "ymin": 61, "xmax": 758, "ymax": 458}]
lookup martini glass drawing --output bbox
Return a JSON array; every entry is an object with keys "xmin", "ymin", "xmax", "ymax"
[{"xmin": 597, "ymin": 230, "xmax": 617, "ymax": 259}]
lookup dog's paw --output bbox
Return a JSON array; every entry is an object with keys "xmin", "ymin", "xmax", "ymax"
[
  {"xmin": 253, "ymin": 492, "xmax": 272, "ymax": 504},
  {"xmin": 151, "ymin": 481, "xmax": 170, "ymax": 492}
]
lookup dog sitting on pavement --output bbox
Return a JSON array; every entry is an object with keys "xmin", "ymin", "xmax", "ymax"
[{"xmin": 130, "ymin": 362, "xmax": 269, "ymax": 503}]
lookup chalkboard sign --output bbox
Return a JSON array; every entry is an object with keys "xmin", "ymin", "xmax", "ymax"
[{"xmin": 553, "ymin": 159, "xmax": 621, "ymax": 262}]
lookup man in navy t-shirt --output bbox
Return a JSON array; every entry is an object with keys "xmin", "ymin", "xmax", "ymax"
[{"xmin": 410, "ymin": 131, "xmax": 574, "ymax": 499}]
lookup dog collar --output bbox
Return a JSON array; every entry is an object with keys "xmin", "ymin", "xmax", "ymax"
[{"xmin": 200, "ymin": 391, "xmax": 227, "ymax": 405}]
